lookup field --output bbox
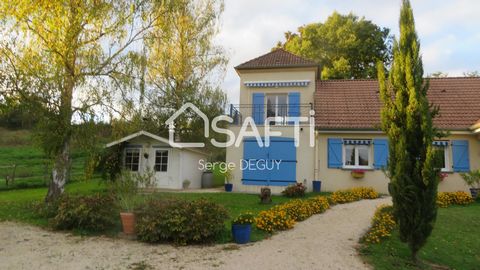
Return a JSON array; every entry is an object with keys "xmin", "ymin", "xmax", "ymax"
[{"xmin": 0, "ymin": 128, "xmax": 89, "ymax": 190}]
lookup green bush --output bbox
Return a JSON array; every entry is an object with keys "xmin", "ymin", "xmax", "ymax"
[
  {"xmin": 50, "ymin": 194, "xmax": 116, "ymax": 232},
  {"xmin": 281, "ymin": 183, "xmax": 306, "ymax": 198},
  {"xmin": 135, "ymin": 198, "xmax": 229, "ymax": 245}
]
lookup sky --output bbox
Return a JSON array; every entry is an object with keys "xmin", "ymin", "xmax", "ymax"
[{"xmin": 215, "ymin": 0, "xmax": 480, "ymax": 104}]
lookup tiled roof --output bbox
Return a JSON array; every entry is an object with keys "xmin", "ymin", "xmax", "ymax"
[
  {"xmin": 315, "ymin": 77, "xmax": 480, "ymax": 130},
  {"xmin": 235, "ymin": 48, "xmax": 318, "ymax": 70}
]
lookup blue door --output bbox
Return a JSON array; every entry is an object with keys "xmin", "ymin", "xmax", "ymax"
[{"xmin": 242, "ymin": 137, "xmax": 296, "ymax": 186}]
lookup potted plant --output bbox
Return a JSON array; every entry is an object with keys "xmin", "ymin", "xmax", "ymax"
[
  {"xmin": 110, "ymin": 171, "xmax": 141, "ymax": 235},
  {"xmin": 460, "ymin": 170, "xmax": 480, "ymax": 199},
  {"xmin": 231, "ymin": 212, "xmax": 255, "ymax": 244},
  {"xmin": 351, "ymin": 169, "xmax": 365, "ymax": 179},
  {"xmin": 182, "ymin": 179, "xmax": 191, "ymax": 189},
  {"xmin": 223, "ymin": 167, "xmax": 234, "ymax": 192}
]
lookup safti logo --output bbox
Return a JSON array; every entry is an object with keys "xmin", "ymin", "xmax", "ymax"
[{"xmin": 166, "ymin": 102, "xmax": 315, "ymax": 148}]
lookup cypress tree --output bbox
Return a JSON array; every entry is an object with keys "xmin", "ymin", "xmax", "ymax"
[{"xmin": 377, "ymin": 0, "xmax": 439, "ymax": 261}]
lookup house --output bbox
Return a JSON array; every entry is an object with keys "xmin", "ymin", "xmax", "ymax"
[
  {"xmin": 106, "ymin": 130, "xmax": 209, "ymax": 189},
  {"xmin": 226, "ymin": 48, "xmax": 480, "ymax": 194}
]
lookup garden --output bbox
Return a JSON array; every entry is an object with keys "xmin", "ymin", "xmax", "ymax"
[
  {"xmin": 0, "ymin": 171, "xmax": 381, "ymax": 246},
  {"xmin": 361, "ymin": 191, "xmax": 480, "ymax": 269}
]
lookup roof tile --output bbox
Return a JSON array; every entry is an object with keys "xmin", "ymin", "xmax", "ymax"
[
  {"xmin": 235, "ymin": 48, "xmax": 317, "ymax": 70},
  {"xmin": 315, "ymin": 77, "xmax": 480, "ymax": 130}
]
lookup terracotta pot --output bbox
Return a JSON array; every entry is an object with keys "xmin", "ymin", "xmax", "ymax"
[{"xmin": 120, "ymin": 212, "xmax": 136, "ymax": 235}]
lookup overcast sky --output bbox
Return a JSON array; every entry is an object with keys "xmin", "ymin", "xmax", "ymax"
[{"xmin": 215, "ymin": 0, "xmax": 480, "ymax": 104}]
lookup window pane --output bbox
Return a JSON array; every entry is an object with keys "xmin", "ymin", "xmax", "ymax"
[
  {"xmin": 266, "ymin": 96, "xmax": 275, "ymax": 118},
  {"xmin": 154, "ymin": 150, "xmax": 168, "ymax": 172},
  {"xmin": 358, "ymin": 147, "xmax": 369, "ymax": 166},
  {"xmin": 345, "ymin": 146, "xmax": 355, "ymax": 166},
  {"xmin": 277, "ymin": 95, "xmax": 287, "ymax": 117},
  {"xmin": 161, "ymin": 164, "xmax": 168, "ymax": 172}
]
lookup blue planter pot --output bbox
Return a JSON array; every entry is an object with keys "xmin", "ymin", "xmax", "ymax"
[
  {"xmin": 312, "ymin": 180, "xmax": 322, "ymax": 192},
  {"xmin": 232, "ymin": 224, "xmax": 251, "ymax": 244},
  {"xmin": 225, "ymin": 183, "xmax": 233, "ymax": 192}
]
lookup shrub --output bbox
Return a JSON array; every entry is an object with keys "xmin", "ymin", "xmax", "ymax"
[
  {"xmin": 255, "ymin": 209, "xmax": 295, "ymax": 233},
  {"xmin": 437, "ymin": 191, "xmax": 474, "ymax": 208},
  {"xmin": 255, "ymin": 196, "xmax": 330, "ymax": 232},
  {"xmin": 50, "ymin": 194, "xmax": 116, "ymax": 232},
  {"xmin": 282, "ymin": 183, "xmax": 306, "ymax": 197},
  {"xmin": 307, "ymin": 196, "xmax": 330, "ymax": 214},
  {"xmin": 135, "ymin": 198, "xmax": 228, "ymax": 245},
  {"xmin": 330, "ymin": 187, "xmax": 379, "ymax": 204},
  {"xmin": 363, "ymin": 205, "xmax": 396, "ymax": 243},
  {"xmin": 233, "ymin": 212, "xmax": 255, "ymax": 225}
]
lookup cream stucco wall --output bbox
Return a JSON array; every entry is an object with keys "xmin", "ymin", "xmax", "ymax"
[
  {"xmin": 317, "ymin": 132, "xmax": 479, "ymax": 194},
  {"xmin": 226, "ymin": 67, "xmax": 317, "ymax": 194},
  {"xmin": 235, "ymin": 68, "xmax": 317, "ymax": 118}
]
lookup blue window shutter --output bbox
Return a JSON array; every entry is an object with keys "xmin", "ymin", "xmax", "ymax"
[
  {"xmin": 288, "ymin": 92, "xmax": 300, "ymax": 125},
  {"xmin": 373, "ymin": 139, "xmax": 389, "ymax": 170},
  {"xmin": 328, "ymin": 138, "xmax": 343, "ymax": 168},
  {"xmin": 452, "ymin": 140, "xmax": 470, "ymax": 172},
  {"xmin": 252, "ymin": 93, "xmax": 264, "ymax": 125},
  {"xmin": 288, "ymin": 92, "xmax": 300, "ymax": 117}
]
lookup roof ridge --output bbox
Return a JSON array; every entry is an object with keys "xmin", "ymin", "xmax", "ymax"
[{"xmin": 235, "ymin": 48, "xmax": 317, "ymax": 70}]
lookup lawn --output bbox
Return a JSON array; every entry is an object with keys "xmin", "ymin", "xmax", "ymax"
[
  {"xmin": 0, "ymin": 179, "xmax": 327, "ymax": 242},
  {"xmin": 360, "ymin": 202, "xmax": 480, "ymax": 270},
  {"xmin": 0, "ymin": 128, "xmax": 88, "ymax": 190}
]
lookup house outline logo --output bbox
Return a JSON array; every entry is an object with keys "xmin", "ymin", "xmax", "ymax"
[
  {"xmin": 166, "ymin": 102, "xmax": 316, "ymax": 149},
  {"xmin": 166, "ymin": 103, "xmax": 209, "ymax": 148}
]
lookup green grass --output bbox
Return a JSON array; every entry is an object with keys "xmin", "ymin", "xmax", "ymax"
[
  {"xmin": 0, "ymin": 179, "xmax": 328, "ymax": 242},
  {"xmin": 361, "ymin": 203, "xmax": 480, "ymax": 270},
  {"xmin": 0, "ymin": 180, "xmax": 107, "ymax": 226},
  {"xmin": 150, "ymin": 191, "xmax": 328, "ymax": 242},
  {"xmin": 0, "ymin": 128, "xmax": 88, "ymax": 190}
]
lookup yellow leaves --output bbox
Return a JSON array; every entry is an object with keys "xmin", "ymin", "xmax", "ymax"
[{"xmin": 437, "ymin": 191, "xmax": 474, "ymax": 208}]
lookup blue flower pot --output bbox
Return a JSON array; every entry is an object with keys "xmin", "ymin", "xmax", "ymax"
[
  {"xmin": 225, "ymin": 183, "xmax": 233, "ymax": 192},
  {"xmin": 232, "ymin": 224, "xmax": 251, "ymax": 244},
  {"xmin": 312, "ymin": 180, "xmax": 322, "ymax": 192}
]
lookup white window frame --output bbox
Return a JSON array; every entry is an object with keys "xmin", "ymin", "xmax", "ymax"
[
  {"xmin": 342, "ymin": 143, "xmax": 373, "ymax": 169},
  {"xmin": 265, "ymin": 93, "xmax": 288, "ymax": 125},
  {"xmin": 124, "ymin": 148, "xmax": 141, "ymax": 172},
  {"xmin": 434, "ymin": 144, "xmax": 451, "ymax": 172},
  {"xmin": 154, "ymin": 149, "xmax": 169, "ymax": 172}
]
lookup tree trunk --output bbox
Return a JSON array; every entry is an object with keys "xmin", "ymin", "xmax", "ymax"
[{"xmin": 45, "ymin": 140, "xmax": 70, "ymax": 202}]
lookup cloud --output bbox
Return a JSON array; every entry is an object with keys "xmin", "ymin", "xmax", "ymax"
[{"xmin": 217, "ymin": 0, "xmax": 480, "ymax": 103}]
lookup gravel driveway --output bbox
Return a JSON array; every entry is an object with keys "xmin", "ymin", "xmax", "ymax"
[{"xmin": 0, "ymin": 197, "xmax": 391, "ymax": 270}]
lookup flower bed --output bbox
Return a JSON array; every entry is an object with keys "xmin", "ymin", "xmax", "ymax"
[
  {"xmin": 436, "ymin": 191, "xmax": 474, "ymax": 208},
  {"xmin": 362, "ymin": 205, "xmax": 396, "ymax": 243},
  {"xmin": 256, "ymin": 188, "xmax": 377, "ymax": 233},
  {"xmin": 330, "ymin": 187, "xmax": 379, "ymax": 204}
]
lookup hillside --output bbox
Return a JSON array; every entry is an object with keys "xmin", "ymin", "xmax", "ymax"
[{"xmin": 0, "ymin": 128, "xmax": 87, "ymax": 190}]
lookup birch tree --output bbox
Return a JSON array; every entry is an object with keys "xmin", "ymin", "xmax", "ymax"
[{"xmin": 0, "ymin": 0, "xmax": 167, "ymax": 201}]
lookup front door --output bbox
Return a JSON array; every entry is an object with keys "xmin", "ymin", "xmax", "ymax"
[
  {"xmin": 242, "ymin": 137, "xmax": 296, "ymax": 186},
  {"xmin": 151, "ymin": 148, "xmax": 170, "ymax": 187}
]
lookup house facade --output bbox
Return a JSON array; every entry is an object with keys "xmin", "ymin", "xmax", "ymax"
[{"xmin": 226, "ymin": 49, "xmax": 480, "ymax": 194}]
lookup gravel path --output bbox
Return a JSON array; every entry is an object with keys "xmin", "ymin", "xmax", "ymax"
[{"xmin": 0, "ymin": 197, "xmax": 391, "ymax": 270}]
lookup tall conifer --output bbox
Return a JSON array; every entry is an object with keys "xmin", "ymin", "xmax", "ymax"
[{"xmin": 377, "ymin": 0, "xmax": 439, "ymax": 260}]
